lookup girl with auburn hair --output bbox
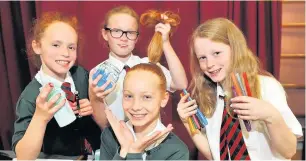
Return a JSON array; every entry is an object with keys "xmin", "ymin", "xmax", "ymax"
[
  {"xmin": 12, "ymin": 12, "xmax": 101, "ymax": 159},
  {"xmin": 177, "ymin": 18, "xmax": 303, "ymax": 160},
  {"xmin": 99, "ymin": 63, "xmax": 189, "ymax": 160},
  {"xmin": 89, "ymin": 6, "xmax": 187, "ymax": 129}
]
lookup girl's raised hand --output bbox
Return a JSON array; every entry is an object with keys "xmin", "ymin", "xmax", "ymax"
[
  {"xmin": 177, "ymin": 93, "xmax": 198, "ymax": 123},
  {"xmin": 34, "ymin": 83, "xmax": 66, "ymax": 124},
  {"xmin": 128, "ymin": 124, "xmax": 173, "ymax": 153},
  {"xmin": 104, "ymin": 108, "xmax": 134, "ymax": 151},
  {"xmin": 155, "ymin": 14, "xmax": 171, "ymax": 42},
  {"xmin": 89, "ymin": 68, "xmax": 116, "ymax": 102}
]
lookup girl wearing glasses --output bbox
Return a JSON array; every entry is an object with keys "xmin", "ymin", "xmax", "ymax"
[{"xmin": 89, "ymin": 6, "xmax": 187, "ymax": 127}]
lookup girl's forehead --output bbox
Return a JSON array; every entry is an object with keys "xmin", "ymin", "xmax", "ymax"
[
  {"xmin": 195, "ymin": 38, "xmax": 228, "ymax": 50},
  {"xmin": 42, "ymin": 22, "xmax": 77, "ymax": 42},
  {"xmin": 126, "ymin": 71, "xmax": 160, "ymax": 87},
  {"xmin": 108, "ymin": 13, "xmax": 136, "ymax": 20},
  {"xmin": 45, "ymin": 22, "xmax": 75, "ymax": 32},
  {"xmin": 127, "ymin": 71, "xmax": 153, "ymax": 81},
  {"xmin": 107, "ymin": 13, "xmax": 138, "ymax": 29}
]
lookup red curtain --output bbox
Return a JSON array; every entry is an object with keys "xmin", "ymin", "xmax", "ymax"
[
  {"xmin": 0, "ymin": 1, "xmax": 281, "ymax": 159},
  {"xmin": 0, "ymin": 1, "xmax": 36, "ymax": 150}
]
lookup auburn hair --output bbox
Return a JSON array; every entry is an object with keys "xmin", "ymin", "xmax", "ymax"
[
  {"xmin": 124, "ymin": 63, "xmax": 167, "ymax": 92},
  {"xmin": 140, "ymin": 10, "xmax": 180, "ymax": 63},
  {"xmin": 27, "ymin": 12, "xmax": 79, "ymax": 68},
  {"xmin": 189, "ymin": 18, "xmax": 266, "ymax": 117}
]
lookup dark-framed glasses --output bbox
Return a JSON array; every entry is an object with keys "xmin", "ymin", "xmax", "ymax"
[{"xmin": 104, "ymin": 27, "xmax": 139, "ymax": 40}]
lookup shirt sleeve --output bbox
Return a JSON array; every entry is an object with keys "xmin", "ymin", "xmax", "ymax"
[
  {"xmin": 260, "ymin": 76, "xmax": 303, "ymax": 137},
  {"xmin": 12, "ymin": 98, "xmax": 36, "ymax": 152},
  {"xmin": 141, "ymin": 57, "xmax": 174, "ymax": 93}
]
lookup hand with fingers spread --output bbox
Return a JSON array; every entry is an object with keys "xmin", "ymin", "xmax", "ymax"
[
  {"xmin": 105, "ymin": 108, "xmax": 173, "ymax": 158},
  {"xmin": 128, "ymin": 124, "xmax": 173, "ymax": 153},
  {"xmin": 230, "ymin": 96, "xmax": 279, "ymax": 123},
  {"xmin": 89, "ymin": 68, "xmax": 116, "ymax": 102},
  {"xmin": 34, "ymin": 83, "xmax": 66, "ymax": 124},
  {"xmin": 177, "ymin": 93, "xmax": 198, "ymax": 123}
]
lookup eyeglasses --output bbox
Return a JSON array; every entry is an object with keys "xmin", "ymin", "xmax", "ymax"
[{"xmin": 104, "ymin": 27, "xmax": 139, "ymax": 40}]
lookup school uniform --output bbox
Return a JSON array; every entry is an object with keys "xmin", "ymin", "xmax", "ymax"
[
  {"xmin": 202, "ymin": 75, "xmax": 303, "ymax": 160},
  {"xmin": 93, "ymin": 53, "xmax": 173, "ymax": 121},
  {"xmin": 99, "ymin": 119, "xmax": 189, "ymax": 160},
  {"xmin": 12, "ymin": 66, "xmax": 101, "ymax": 156}
]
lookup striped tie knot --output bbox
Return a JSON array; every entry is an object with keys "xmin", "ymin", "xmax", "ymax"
[{"xmin": 61, "ymin": 82, "xmax": 75, "ymax": 102}]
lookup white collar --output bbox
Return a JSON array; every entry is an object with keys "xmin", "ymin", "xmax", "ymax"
[
  {"xmin": 125, "ymin": 119, "xmax": 166, "ymax": 151},
  {"xmin": 216, "ymin": 83, "xmax": 225, "ymax": 97},
  {"xmin": 34, "ymin": 66, "xmax": 76, "ymax": 92},
  {"xmin": 108, "ymin": 52, "xmax": 135, "ymax": 71}
]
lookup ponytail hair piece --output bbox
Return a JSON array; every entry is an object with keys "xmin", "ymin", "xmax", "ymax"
[{"xmin": 140, "ymin": 10, "xmax": 180, "ymax": 63}]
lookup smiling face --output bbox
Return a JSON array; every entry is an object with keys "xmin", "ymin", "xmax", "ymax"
[
  {"xmin": 194, "ymin": 37, "xmax": 231, "ymax": 83},
  {"xmin": 122, "ymin": 69, "xmax": 169, "ymax": 134},
  {"xmin": 32, "ymin": 21, "xmax": 77, "ymax": 80},
  {"xmin": 102, "ymin": 13, "xmax": 138, "ymax": 61}
]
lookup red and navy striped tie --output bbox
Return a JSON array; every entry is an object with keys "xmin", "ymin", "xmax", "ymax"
[
  {"xmin": 219, "ymin": 96, "xmax": 250, "ymax": 160},
  {"xmin": 61, "ymin": 82, "xmax": 75, "ymax": 102}
]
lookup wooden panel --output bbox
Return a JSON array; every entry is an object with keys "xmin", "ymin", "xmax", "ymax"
[
  {"xmin": 285, "ymin": 88, "xmax": 305, "ymax": 116},
  {"xmin": 281, "ymin": 54, "xmax": 305, "ymax": 58},
  {"xmin": 283, "ymin": 84, "xmax": 305, "ymax": 89},
  {"xmin": 282, "ymin": 23, "xmax": 305, "ymax": 27},
  {"xmin": 281, "ymin": 3, "xmax": 305, "ymax": 159},
  {"xmin": 281, "ymin": 27, "xmax": 305, "ymax": 54},
  {"xmin": 280, "ymin": 58, "xmax": 305, "ymax": 85},
  {"xmin": 282, "ymin": 1, "xmax": 305, "ymax": 24}
]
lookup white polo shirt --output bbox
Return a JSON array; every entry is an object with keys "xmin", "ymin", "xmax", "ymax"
[
  {"xmin": 202, "ymin": 75, "xmax": 303, "ymax": 160},
  {"xmin": 93, "ymin": 53, "xmax": 172, "ymax": 121}
]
